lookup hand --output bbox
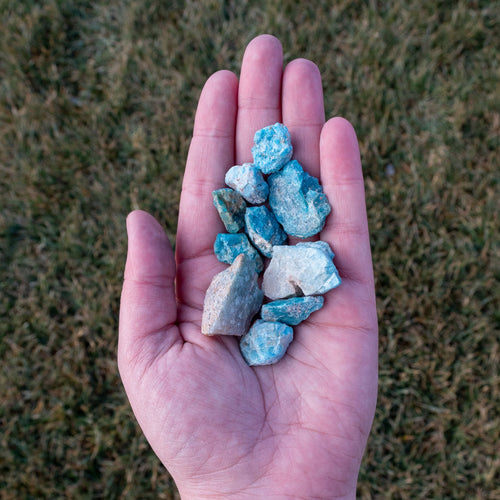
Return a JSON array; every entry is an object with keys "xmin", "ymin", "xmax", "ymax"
[{"xmin": 118, "ymin": 35, "xmax": 378, "ymax": 500}]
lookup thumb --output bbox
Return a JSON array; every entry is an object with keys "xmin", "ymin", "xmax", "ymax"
[{"xmin": 118, "ymin": 210, "xmax": 180, "ymax": 382}]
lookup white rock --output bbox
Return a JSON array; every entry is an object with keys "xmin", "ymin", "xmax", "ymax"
[
  {"xmin": 202, "ymin": 254, "xmax": 263, "ymax": 335},
  {"xmin": 262, "ymin": 242, "xmax": 341, "ymax": 300}
]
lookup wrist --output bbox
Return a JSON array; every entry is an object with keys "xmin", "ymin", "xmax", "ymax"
[{"xmin": 177, "ymin": 481, "xmax": 357, "ymax": 500}]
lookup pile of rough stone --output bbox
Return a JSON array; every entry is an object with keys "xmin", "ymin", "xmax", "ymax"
[{"xmin": 201, "ymin": 123, "xmax": 341, "ymax": 366}]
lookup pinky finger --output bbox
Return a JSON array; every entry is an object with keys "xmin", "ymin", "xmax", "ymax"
[{"xmin": 320, "ymin": 117, "xmax": 374, "ymax": 289}]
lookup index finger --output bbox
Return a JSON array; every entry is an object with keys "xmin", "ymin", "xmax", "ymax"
[{"xmin": 176, "ymin": 70, "xmax": 238, "ymax": 264}]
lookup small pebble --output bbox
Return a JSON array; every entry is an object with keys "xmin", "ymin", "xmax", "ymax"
[
  {"xmin": 212, "ymin": 188, "xmax": 246, "ymax": 233},
  {"xmin": 251, "ymin": 123, "xmax": 293, "ymax": 174},
  {"xmin": 262, "ymin": 241, "xmax": 341, "ymax": 300},
  {"xmin": 214, "ymin": 233, "xmax": 263, "ymax": 273},
  {"xmin": 245, "ymin": 205, "xmax": 287, "ymax": 258},
  {"xmin": 202, "ymin": 254, "xmax": 263, "ymax": 336},
  {"xmin": 225, "ymin": 163, "xmax": 269, "ymax": 204},
  {"xmin": 204, "ymin": 122, "xmax": 341, "ymax": 367},
  {"xmin": 240, "ymin": 320, "xmax": 293, "ymax": 366},
  {"xmin": 261, "ymin": 296, "xmax": 324, "ymax": 326},
  {"xmin": 268, "ymin": 160, "xmax": 331, "ymax": 238}
]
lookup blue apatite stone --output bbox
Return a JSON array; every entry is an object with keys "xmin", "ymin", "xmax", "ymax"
[
  {"xmin": 225, "ymin": 163, "xmax": 269, "ymax": 204},
  {"xmin": 262, "ymin": 241, "xmax": 341, "ymax": 300},
  {"xmin": 261, "ymin": 296, "xmax": 324, "ymax": 326},
  {"xmin": 214, "ymin": 233, "xmax": 263, "ymax": 273},
  {"xmin": 251, "ymin": 123, "xmax": 293, "ymax": 174},
  {"xmin": 212, "ymin": 188, "xmax": 246, "ymax": 233},
  {"xmin": 240, "ymin": 320, "xmax": 293, "ymax": 366},
  {"xmin": 268, "ymin": 160, "xmax": 331, "ymax": 238},
  {"xmin": 245, "ymin": 206, "xmax": 287, "ymax": 258},
  {"xmin": 202, "ymin": 254, "xmax": 263, "ymax": 336}
]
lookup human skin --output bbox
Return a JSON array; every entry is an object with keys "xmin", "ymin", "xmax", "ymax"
[{"xmin": 118, "ymin": 34, "xmax": 378, "ymax": 499}]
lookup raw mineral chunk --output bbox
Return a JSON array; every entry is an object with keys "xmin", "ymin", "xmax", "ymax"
[
  {"xmin": 251, "ymin": 123, "xmax": 293, "ymax": 174},
  {"xmin": 225, "ymin": 163, "xmax": 269, "ymax": 204},
  {"xmin": 240, "ymin": 320, "xmax": 293, "ymax": 366},
  {"xmin": 268, "ymin": 160, "xmax": 331, "ymax": 238},
  {"xmin": 261, "ymin": 296, "xmax": 324, "ymax": 326},
  {"xmin": 202, "ymin": 254, "xmax": 263, "ymax": 336},
  {"xmin": 245, "ymin": 206, "xmax": 287, "ymax": 258},
  {"xmin": 212, "ymin": 188, "xmax": 246, "ymax": 233},
  {"xmin": 214, "ymin": 233, "xmax": 263, "ymax": 273},
  {"xmin": 262, "ymin": 241, "xmax": 341, "ymax": 300}
]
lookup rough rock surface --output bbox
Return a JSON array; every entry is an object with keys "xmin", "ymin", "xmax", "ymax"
[
  {"xmin": 225, "ymin": 163, "xmax": 269, "ymax": 204},
  {"xmin": 262, "ymin": 241, "xmax": 341, "ymax": 300},
  {"xmin": 268, "ymin": 160, "xmax": 331, "ymax": 238},
  {"xmin": 202, "ymin": 254, "xmax": 263, "ymax": 336},
  {"xmin": 212, "ymin": 188, "xmax": 246, "ymax": 233},
  {"xmin": 203, "ymin": 123, "xmax": 341, "ymax": 364},
  {"xmin": 251, "ymin": 123, "xmax": 293, "ymax": 174},
  {"xmin": 261, "ymin": 296, "xmax": 324, "ymax": 326},
  {"xmin": 245, "ymin": 205, "xmax": 287, "ymax": 258},
  {"xmin": 240, "ymin": 320, "xmax": 293, "ymax": 366},
  {"xmin": 214, "ymin": 233, "xmax": 263, "ymax": 273}
]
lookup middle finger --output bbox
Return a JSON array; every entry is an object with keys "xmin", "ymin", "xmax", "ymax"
[{"xmin": 235, "ymin": 35, "xmax": 283, "ymax": 164}]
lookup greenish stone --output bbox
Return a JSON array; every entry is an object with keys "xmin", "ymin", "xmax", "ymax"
[
  {"xmin": 240, "ymin": 320, "xmax": 293, "ymax": 366},
  {"xmin": 212, "ymin": 188, "xmax": 246, "ymax": 233},
  {"xmin": 245, "ymin": 205, "xmax": 287, "ymax": 258},
  {"xmin": 251, "ymin": 123, "xmax": 293, "ymax": 174},
  {"xmin": 268, "ymin": 160, "xmax": 331, "ymax": 238},
  {"xmin": 214, "ymin": 233, "xmax": 263, "ymax": 273},
  {"xmin": 261, "ymin": 296, "xmax": 324, "ymax": 325}
]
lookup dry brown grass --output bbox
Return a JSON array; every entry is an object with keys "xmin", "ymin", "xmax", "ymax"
[{"xmin": 1, "ymin": 1, "xmax": 498, "ymax": 498}]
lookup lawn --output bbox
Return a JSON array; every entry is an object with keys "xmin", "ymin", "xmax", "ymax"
[{"xmin": 1, "ymin": 0, "xmax": 498, "ymax": 498}]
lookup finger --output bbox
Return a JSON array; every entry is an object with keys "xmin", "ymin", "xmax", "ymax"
[
  {"xmin": 176, "ymin": 70, "xmax": 238, "ymax": 263},
  {"xmin": 118, "ymin": 210, "xmax": 181, "ymax": 377},
  {"xmin": 282, "ymin": 58, "xmax": 325, "ymax": 178},
  {"xmin": 320, "ymin": 117, "xmax": 374, "ymax": 289},
  {"xmin": 236, "ymin": 34, "xmax": 283, "ymax": 164}
]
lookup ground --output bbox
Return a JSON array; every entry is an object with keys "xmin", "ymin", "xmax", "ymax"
[{"xmin": 0, "ymin": 1, "xmax": 498, "ymax": 498}]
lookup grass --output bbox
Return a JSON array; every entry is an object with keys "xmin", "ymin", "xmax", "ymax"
[{"xmin": 1, "ymin": 0, "xmax": 498, "ymax": 498}]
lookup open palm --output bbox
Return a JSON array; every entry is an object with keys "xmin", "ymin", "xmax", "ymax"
[{"xmin": 118, "ymin": 35, "xmax": 378, "ymax": 500}]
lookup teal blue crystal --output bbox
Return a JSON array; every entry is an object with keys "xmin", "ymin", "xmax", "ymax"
[
  {"xmin": 262, "ymin": 241, "xmax": 341, "ymax": 300},
  {"xmin": 202, "ymin": 254, "xmax": 263, "ymax": 336},
  {"xmin": 240, "ymin": 320, "xmax": 293, "ymax": 366},
  {"xmin": 261, "ymin": 296, "xmax": 324, "ymax": 326},
  {"xmin": 207, "ymin": 123, "xmax": 342, "ymax": 366},
  {"xmin": 251, "ymin": 123, "xmax": 293, "ymax": 174},
  {"xmin": 212, "ymin": 188, "xmax": 246, "ymax": 233},
  {"xmin": 245, "ymin": 206, "xmax": 287, "ymax": 258},
  {"xmin": 268, "ymin": 160, "xmax": 331, "ymax": 238},
  {"xmin": 225, "ymin": 163, "xmax": 269, "ymax": 204},
  {"xmin": 214, "ymin": 233, "xmax": 263, "ymax": 273}
]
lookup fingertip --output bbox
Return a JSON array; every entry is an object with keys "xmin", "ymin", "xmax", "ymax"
[
  {"xmin": 204, "ymin": 69, "xmax": 239, "ymax": 92},
  {"xmin": 321, "ymin": 117, "xmax": 359, "ymax": 152},
  {"xmin": 285, "ymin": 57, "xmax": 321, "ymax": 80},
  {"xmin": 194, "ymin": 70, "xmax": 238, "ymax": 138},
  {"xmin": 245, "ymin": 33, "xmax": 283, "ymax": 55},
  {"xmin": 126, "ymin": 210, "xmax": 169, "ymax": 245},
  {"xmin": 320, "ymin": 117, "xmax": 362, "ymax": 182},
  {"xmin": 240, "ymin": 33, "xmax": 283, "ymax": 87},
  {"xmin": 283, "ymin": 58, "xmax": 324, "ymax": 124},
  {"xmin": 125, "ymin": 210, "xmax": 173, "ymax": 282},
  {"xmin": 126, "ymin": 209, "xmax": 156, "ymax": 225}
]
